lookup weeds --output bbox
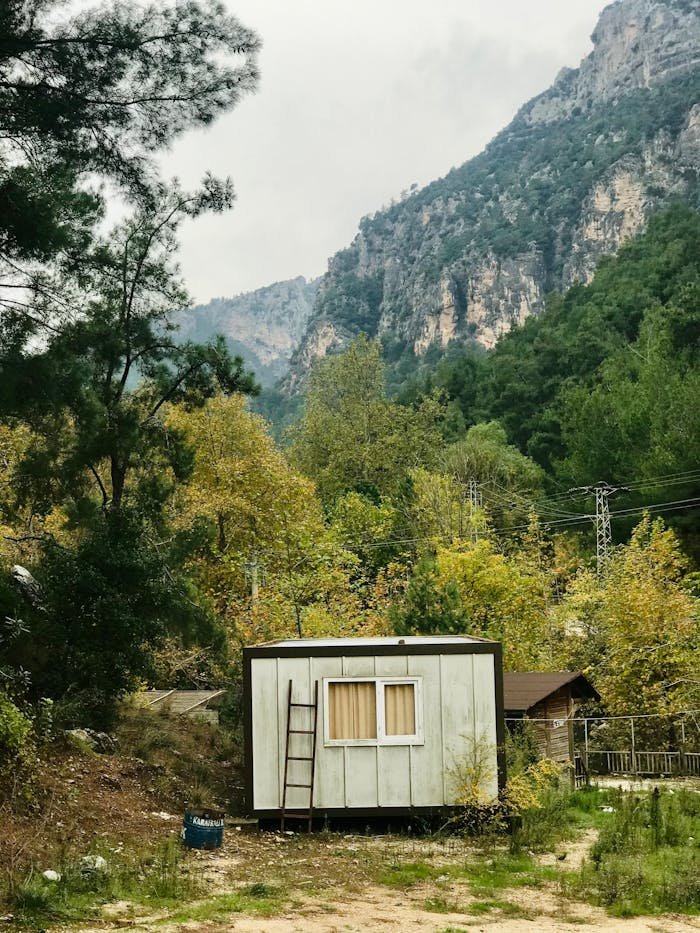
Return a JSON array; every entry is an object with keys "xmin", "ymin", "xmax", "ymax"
[
  {"xmin": 8, "ymin": 839, "xmax": 200, "ymax": 926},
  {"xmin": 571, "ymin": 787, "xmax": 700, "ymax": 916}
]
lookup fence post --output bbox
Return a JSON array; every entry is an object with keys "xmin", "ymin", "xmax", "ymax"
[
  {"xmin": 630, "ymin": 717, "xmax": 637, "ymax": 776},
  {"xmin": 680, "ymin": 720, "xmax": 687, "ymax": 776},
  {"xmin": 584, "ymin": 718, "xmax": 589, "ymax": 773}
]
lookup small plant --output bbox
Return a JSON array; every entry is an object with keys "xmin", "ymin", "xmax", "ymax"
[
  {"xmin": 450, "ymin": 732, "xmax": 498, "ymax": 809},
  {"xmin": 0, "ymin": 690, "xmax": 36, "ymax": 794}
]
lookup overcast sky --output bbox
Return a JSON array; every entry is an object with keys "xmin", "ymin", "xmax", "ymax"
[{"xmin": 159, "ymin": 0, "xmax": 610, "ymax": 304}]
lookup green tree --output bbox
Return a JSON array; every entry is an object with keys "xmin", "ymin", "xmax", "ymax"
[
  {"xmin": 0, "ymin": 0, "xmax": 260, "ymax": 346},
  {"xmin": 289, "ymin": 335, "xmax": 445, "ymax": 504},
  {"xmin": 8, "ymin": 182, "xmax": 258, "ymax": 519},
  {"xmin": 559, "ymin": 516, "xmax": 699, "ymax": 718},
  {"xmin": 443, "ymin": 421, "xmax": 545, "ymax": 526},
  {"xmin": 393, "ymin": 533, "xmax": 559, "ymax": 671},
  {"xmin": 9, "ymin": 509, "xmax": 220, "ymax": 726}
]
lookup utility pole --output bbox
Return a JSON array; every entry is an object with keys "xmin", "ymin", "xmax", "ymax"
[
  {"xmin": 244, "ymin": 550, "xmax": 262, "ymax": 602},
  {"xmin": 568, "ymin": 481, "xmax": 630, "ymax": 575}
]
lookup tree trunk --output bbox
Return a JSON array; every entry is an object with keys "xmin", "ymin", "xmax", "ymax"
[{"xmin": 110, "ymin": 458, "xmax": 126, "ymax": 511}]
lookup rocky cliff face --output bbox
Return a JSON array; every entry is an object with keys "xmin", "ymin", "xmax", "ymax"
[
  {"xmin": 175, "ymin": 277, "xmax": 318, "ymax": 386},
  {"xmin": 285, "ymin": 0, "xmax": 700, "ymax": 389},
  {"xmin": 525, "ymin": 0, "xmax": 700, "ymax": 125}
]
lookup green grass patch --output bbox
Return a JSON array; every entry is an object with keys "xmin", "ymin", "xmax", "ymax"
[
  {"xmin": 377, "ymin": 861, "xmax": 439, "ymax": 887},
  {"xmin": 568, "ymin": 787, "xmax": 700, "ymax": 916},
  {"xmin": 467, "ymin": 898, "xmax": 531, "ymax": 918},
  {"xmin": 157, "ymin": 884, "xmax": 282, "ymax": 924},
  {"xmin": 423, "ymin": 895, "xmax": 464, "ymax": 913},
  {"xmin": 460, "ymin": 853, "xmax": 558, "ymax": 896}
]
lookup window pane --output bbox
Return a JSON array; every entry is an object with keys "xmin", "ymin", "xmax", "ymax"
[
  {"xmin": 384, "ymin": 683, "xmax": 416, "ymax": 736},
  {"xmin": 328, "ymin": 682, "xmax": 377, "ymax": 740}
]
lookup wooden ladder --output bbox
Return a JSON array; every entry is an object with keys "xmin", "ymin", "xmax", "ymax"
[{"xmin": 281, "ymin": 679, "xmax": 319, "ymax": 832}]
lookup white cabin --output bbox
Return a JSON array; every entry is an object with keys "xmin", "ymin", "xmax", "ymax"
[{"xmin": 243, "ymin": 635, "xmax": 504, "ymax": 820}]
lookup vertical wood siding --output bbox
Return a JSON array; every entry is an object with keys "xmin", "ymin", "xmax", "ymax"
[{"xmin": 530, "ymin": 687, "xmax": 573, "ymax": 763}]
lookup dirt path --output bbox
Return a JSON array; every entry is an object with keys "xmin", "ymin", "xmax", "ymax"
[{"xmin": 86, "ymin": 886, "xmax": 700, "ymax": 933}]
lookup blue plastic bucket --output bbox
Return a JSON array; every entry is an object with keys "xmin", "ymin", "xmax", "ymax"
[{"xmin": 181, "ymin": 808, "xmax": 225, "ymax": 849}]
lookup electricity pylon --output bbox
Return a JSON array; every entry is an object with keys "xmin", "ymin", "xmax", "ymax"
[
  {"xmin": 459, "ymin": 479, "xmax": 482, "ymax": 543},
  {"xmin": 568, "ymin": 481, "xmax": 630, "ymax": 575}
]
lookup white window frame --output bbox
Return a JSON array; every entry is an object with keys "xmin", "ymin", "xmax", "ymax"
[{"xmin": 323, "ymin": 676, "xmax": 424, "ymax": 747}]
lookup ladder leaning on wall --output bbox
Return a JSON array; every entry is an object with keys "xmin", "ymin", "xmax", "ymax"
[{"xmin": 281, "ymin": 679, "xmax": 319, "ymax": 832}]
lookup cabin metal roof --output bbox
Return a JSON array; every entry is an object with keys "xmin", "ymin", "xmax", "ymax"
[
  {"xmin": 258, "ymin": 635, "xmax": 491, "ymax": 648},
  {"xmin": 503, "ymin": 672, "xmax": 599, "ymax": 712},
  {"xmin": 136, "ymin": 689, "xmax": 225, "ymax": 714}
]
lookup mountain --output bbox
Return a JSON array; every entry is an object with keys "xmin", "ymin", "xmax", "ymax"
[
  {"xmin": 174, "ymin": 276, "xmax": 319, "ymax": 386},
  {"xmin": 284, "ymin": 0, "xmax": 700, "ymax": 388}
]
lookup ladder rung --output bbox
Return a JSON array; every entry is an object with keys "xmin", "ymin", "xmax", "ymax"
[
  {"xmin": 286, "ymin": 782, "xmax": 312, "ymax": 788},
  {"xmin": 289, "ymin": 729, "xmax": 314, "ymax": 734},
  {"xmin": 283, "ymin": 812, "xmax": 312, "ymax": 820},
  {"xmin": 288, "ymin": 756, "xmax": 313, "ymax": 761},
  {"xmin": 290, "ymin": 702, "xmax": 316, "ymax": 708}
]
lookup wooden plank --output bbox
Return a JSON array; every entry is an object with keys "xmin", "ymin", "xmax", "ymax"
[
  {"xmin": 342, "ymin": 655, "xmax": 377, "ymax": 808},
  {"xmin": 375, "ymin": 655, "xmax": 411, "ymax": 808},
  {"xmin": 472, "ymin": 654, "xmax": 498, "ymax": 801},
  {"xmin": 277, "ymin": 657, "xmax": 311, "ymax": 810},
  {"xmin": 408, "ymin": 655, "xmax": 443, "ymax": 806},
  {"xmin": 310, "ymin": 655, "xmax": 345, "ymax": 809},
  {"xmin": 440, "ymin": 653, "xmax": 474, "ymax": 805},
  {"xmin": 251, "ymin": 658, "xmax": 279, "ymax": 810}
]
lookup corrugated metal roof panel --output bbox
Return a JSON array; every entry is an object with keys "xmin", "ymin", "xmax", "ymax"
[{"xmin": 136, "ymin": 690, "xmax": 225, "ymax": 713}]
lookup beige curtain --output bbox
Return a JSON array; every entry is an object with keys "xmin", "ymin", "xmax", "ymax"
[
  {"xmin": 329, "ymin": 682, "xmax": 377, "ymax": 740},
  {"xmin": 384, "ymin": 683, "xmax": 416, "ymax": 736}
]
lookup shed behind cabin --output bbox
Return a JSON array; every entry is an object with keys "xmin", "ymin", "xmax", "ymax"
[{"xmin": 503, "ymin": 671, "xmax": 599, "ymax": 763}]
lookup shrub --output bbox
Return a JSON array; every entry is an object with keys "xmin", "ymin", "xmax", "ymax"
[{"xmin": 0, "ymin": 691, "xmax": 35, "ymax": 792}]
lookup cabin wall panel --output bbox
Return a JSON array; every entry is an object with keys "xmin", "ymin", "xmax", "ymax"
[
  {"xmin": 407, "ymin": 655, "xmax": 443, "ymax": 806},
  {"xmin": 439, "ymin": 654, "xmax": 475, "ymax": 805},
  {"xmin": 251, "ymin": 658, "xmax": 279, "ymax": 810},
  {"xmin": 473, "ymin": 654, "xmax": 499, "ymax": 800},
  {"xmin": 310, "ymin": 656, "xmax": 345, "ymax": 808}
]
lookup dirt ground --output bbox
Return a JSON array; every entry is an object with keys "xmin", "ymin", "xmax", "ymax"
[
  {"xmin": 6, "ymin": 736, "xmax": 700, "ymax": 933},
  {"xmin": 73, "ymin": 829, "xmax": 700, "ymax": 933}
]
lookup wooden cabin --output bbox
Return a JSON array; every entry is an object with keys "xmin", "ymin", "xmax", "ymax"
[
  {"xmin": 503, "ymin": 671, "xmax": 598, "ymax": 764},
  {"xmin": 243, "ymin": 636, "xmax": 505, "ymax": 823}
]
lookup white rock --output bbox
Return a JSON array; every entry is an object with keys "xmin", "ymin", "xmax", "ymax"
[
  {"xmin": 42, "ymin": 870, "xmax": 61, "ymax": 882},
  {"xmin": 79, "ymin": 855, "xmax": 108, "ymax": 874}
]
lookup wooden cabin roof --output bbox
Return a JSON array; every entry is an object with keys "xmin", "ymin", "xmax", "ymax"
[{"xmin": 503, "ymin": 672, "xmax": 599, "ymax": 712}]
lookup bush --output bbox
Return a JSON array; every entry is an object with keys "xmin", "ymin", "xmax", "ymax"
[{"xmin": 0, "ymin": 691, "xmax": 35, "ymax": 792}]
